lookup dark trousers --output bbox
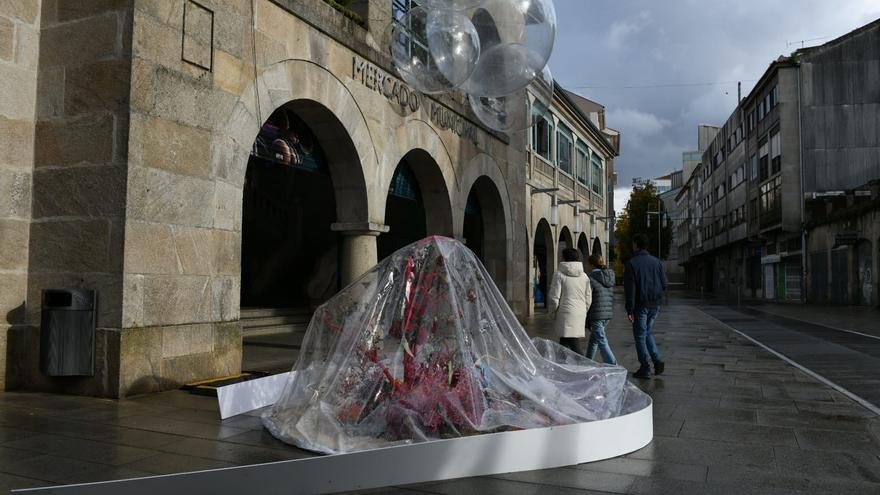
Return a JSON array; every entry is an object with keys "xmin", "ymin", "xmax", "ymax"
[{"xmin": 559, "ymin": 337, "xmax": 582, "ymax": 354}]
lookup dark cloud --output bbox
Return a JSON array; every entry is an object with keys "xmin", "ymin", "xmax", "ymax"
[{"xmin": 548, "ymin": 0, "xmax": 880, "ymax": 210}]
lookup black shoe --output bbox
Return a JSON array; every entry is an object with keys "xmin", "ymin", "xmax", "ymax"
[
  {"xmin": 633, "ymin": 368, "xmax": 652, "ymax": 379},
  {"xmin": 653, "ymin": 361, "xmax": 665, "ymax": 376}
]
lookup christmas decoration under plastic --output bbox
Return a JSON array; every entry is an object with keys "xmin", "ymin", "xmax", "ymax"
[{"xmin": 262, "ymin": 237, "xmax": 650, "ymax": 454}]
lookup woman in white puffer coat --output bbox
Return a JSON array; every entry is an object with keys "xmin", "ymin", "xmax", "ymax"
[{"xmin": 548, "ymin": 248, "xmax": 592, "ymax": 354}]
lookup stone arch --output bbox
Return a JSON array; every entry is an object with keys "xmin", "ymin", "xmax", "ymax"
[
  {"xmin": 578, "ymin": 232, "xmax": 590, "ymax": 268},
  {"xmin": 558, "ymin": 226, "xmax": 574, "ymax": 261},
  {"xmin": 378, "ymin": 147, "xmax": 455, "ymax": 260},
  {"xmin": 533, "ymin": 218, "xmax": 555, "ymax": 309},
  {"xmin": 379, "ymin": 119, "xmax": 458, "ymax": 229},
  {"xmin": 218, "ymin": 59, "xmax": 380, "ymax": 224},
  {"xmin": 457, "ymin": 153, "xmax": 513, "ymax": 297},
  {"xmin": 463, "ymin": 176, "xmax": 509, "ymax": 293}
]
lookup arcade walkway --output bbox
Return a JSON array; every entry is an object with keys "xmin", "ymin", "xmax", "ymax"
[{"xmin": 1, "ymin": 293, "xmax": 878, "ymax": 493}]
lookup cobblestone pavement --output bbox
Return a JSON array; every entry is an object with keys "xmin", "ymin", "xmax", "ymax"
[{"xmin": 1, "ymin": 293, "xmax": 879, "ymax": 494}]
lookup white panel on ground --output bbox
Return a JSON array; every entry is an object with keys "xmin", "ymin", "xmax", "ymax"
[
  {"xmin": 216, "ymin": 372, "xmax": 291, "ymax": 419},
  {"xmin": 13, "ymin": 403, "xmax": 653, "ymax": 495}
]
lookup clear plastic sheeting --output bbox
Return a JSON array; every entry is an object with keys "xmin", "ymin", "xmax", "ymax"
[{"xmin": 263, "ymin": 237, "xmax": 649, "ymax": 454}]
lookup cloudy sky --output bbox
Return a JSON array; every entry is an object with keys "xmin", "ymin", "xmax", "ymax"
[{"xmin": 548, "ymin": 0, "xmax": 880, "ymax": 213}]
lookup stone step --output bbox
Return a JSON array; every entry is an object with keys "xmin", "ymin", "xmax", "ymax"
[
  {"xmin": 241, "ymin": 314, "xmax": 311, "ymax": 329},
  {"xmin": 240, "ymin": 307, "xmax": 313, "ymax": 319},
  {"xmin": 242, "ymin": 322, "xmax": 309, "ymax": 337}
]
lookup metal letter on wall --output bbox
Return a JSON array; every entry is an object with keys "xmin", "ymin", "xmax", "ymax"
[{"xmin": 182, "ymin": 0, "xmax": 214, "ymax": 71}]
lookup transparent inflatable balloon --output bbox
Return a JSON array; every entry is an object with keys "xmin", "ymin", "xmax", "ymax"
[
  {"xmin": 418, "ymin": 0, "xmax": 486, "ymax": 11},
  {"xmin": 460, "ymin": 0, "xmax": 557, "ymax": 97},
  {"xmin": 391, "ymin": 7, "xmax": 481, "ymax": 94},
  {"xmin": 469, "ymin": 64, "xmax": 554, "ymax": 133}
]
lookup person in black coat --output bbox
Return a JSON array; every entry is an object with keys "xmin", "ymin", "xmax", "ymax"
[{"xmin": 624, "ymin": 233, "xmax": 667, "ymax": 378}]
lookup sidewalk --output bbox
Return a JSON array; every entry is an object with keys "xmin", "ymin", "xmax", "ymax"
[
  {"xmin": 684, "ymin": 290, "xmax": 880, "ymax": 338},
  {"xmin": 743, "ymin": 301, "xmax": 880, "ymax": 339},
  {"xmin": 0, "ymin": 293, "xmax": 879, "ymax": 493}
]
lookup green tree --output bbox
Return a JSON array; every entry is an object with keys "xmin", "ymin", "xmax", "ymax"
[{"xmin": 614, "ymin": 183, "xmax": 672, "ymax": 266}]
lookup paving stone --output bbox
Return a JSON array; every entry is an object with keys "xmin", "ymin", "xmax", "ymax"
[
  {"xmin": 0, "ymin": 472, "xmax": 54, "ymax": 492},
  {"xmin": 626, "ymin": 436, "xmax": 775, "ymax": 468},
  {"xmin": 2, "ymin": 434, "xmax": 160, "ymax": 466},
  {"xmin": 794, "ymin": 428, "xmax": 880, "ymax": 453},
  {"xmin": 670, "ymin": 404, "xmax": 757, "ymax": 424},
  {"xmin": 495, "ymin": 468, "xmax": 635, "ymax": 493},
  {"xmin": 220, "ymin": 429, "xmax": 300, "ymax": 451},
  {"xmin": 121, "ymin": 452, "xmax": 238, "ymax": 475},
  {"xmin": 706, "ymin": 464, "xmax": 880, "ymax": 494},
  {"xmin": 794, "ymin": 400, "xmax": 877, "ymax": 418},
  {"xmin": 678, "ymin": 420, "xmax": 798, "ymax": 447},
  {"xmin": 0, "ymin": 454, "xmax": 154, "ymax": 485},
  {"xmin": 757, "ymin": 409, "xmax": 873, "ymax": 431},
  {"xmin": 414, "ymin": 477, "xmax": 604, "ymax": 495},
  {"xmin": 653, "ymin": 417, "xmax": 685, "ymax": 437},
  {"xmin": 157, "ymin": 437, "xmax": 310, "ymax": 465},
  {"xmin": 0, "ymin": 424, "xmax": 41, "ymax": 444},
  {"xmin": 573, "ymin": 457, "xmax": 707, "ymax": 483},
  {"xmin": 773, "ymin": 445, "xmax": 880, "ymax": 483}
]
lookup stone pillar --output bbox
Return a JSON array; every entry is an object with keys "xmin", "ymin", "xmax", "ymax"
[{"xmin": 331, "ymin": 222, "xmax": 389, "ymax": 286}]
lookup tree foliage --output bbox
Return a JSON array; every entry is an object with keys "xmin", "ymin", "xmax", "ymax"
[{"xmin": 614, "ymin": 183, "xmax": 672, "ymax": 267}]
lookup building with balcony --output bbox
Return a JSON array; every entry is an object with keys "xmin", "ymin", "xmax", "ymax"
[
  {"xmin": 0, "ymin": 0, "xmax": 537, "ymax": 396},
  {"xmin": 525, "ymin": 87, "xmax": 620, "ymax": 314},
  {"xmin": 675, "ymin": 19, "xmax": 880, "ymax": 306}
]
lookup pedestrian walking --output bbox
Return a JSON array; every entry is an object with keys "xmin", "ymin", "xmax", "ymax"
[
  {"xmin": 585, "ymin": 254, "xmax": 617, "ymax": 365},
  {"xmin": 548, "ymin": 248, "xmax": 592, "ymax": 354},
  {"xmin": 624, "ymin": 233, "xmax": 667, "ymax": 378}
]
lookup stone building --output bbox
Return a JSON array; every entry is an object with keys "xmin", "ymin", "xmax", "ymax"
[
  {"xmin": 676, "ymin": 19, "xmax": 880, "ymax": 306},
  {"xmin": 0, "ymin": 0, "xmax": 534, "ymax": 396},
  {"xmin": 526, "ymin": 88, "xmax": 619, "ymax": 313}
]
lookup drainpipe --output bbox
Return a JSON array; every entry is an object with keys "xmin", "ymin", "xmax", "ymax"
[{"xmin": 797, "ymin": 64, "xmax": 807, "ymax": 303}]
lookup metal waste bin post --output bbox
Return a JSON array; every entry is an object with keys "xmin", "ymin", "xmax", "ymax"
[{"xmin": 40, "ymin": 289, "xmax": 96, "ymax": 376}]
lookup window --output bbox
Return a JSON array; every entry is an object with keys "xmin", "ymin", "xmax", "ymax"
[
  {"xmin": 759, "ymin": 139, "xmax": 769, "ymax": 181},
  {"xmin": 576, "ymin": 145, "xmax": 589, "ymax": 185},
  {"xmin": 591, "ymin": 153, "xmax": 604, "ymax": 196},
  {"xmin": 770, "ymin": 131, "xmax": 781, "ymax": 175},
  {"xmin": 532, "ymin": 115, "xmax": 552, "ymax": 160},
  {"xmin": 750, "ymin": 198, "xmax": 758, "ymax": 220},
  {"xmin": 716, "ymin": 183, "xmax": 726, "ymax": 201},
  {"xmin": 391, "ymin": 1, "xmax": 431, "ymax": 72},
  {"xmin": 556, "ymin": 128, "xmax": 572, "ymax": 175},
  {"xmin": 750, "ymin": 153, "xmax": 758, "ymax": 181},
  {"xmin": 760, "ymin": 176, "xmax": 783, "ymax": 226},
  {"xmin": 730, "ymin": 164, "xmax": 745, "ymax": 190},
  {"xmin": 757, "ymin": 100, "xmax": 765, "ymax": 120},
  {"xmin": 770, "ymin": 85, "xmax": 779, "ymax": 107}
]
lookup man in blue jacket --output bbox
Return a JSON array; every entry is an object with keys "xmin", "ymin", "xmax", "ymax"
[{"xmin": 624, "ymin": 233, "xmax": 667, "ymax": 378}]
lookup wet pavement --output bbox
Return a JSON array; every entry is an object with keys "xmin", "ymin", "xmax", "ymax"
[
  {"xmin": 700, "ymin": 303, "xmax": 880, "ymax": 413},
  {"xmin": 1, "ymin": 292, "xmax": 879, "ymax": 494}
]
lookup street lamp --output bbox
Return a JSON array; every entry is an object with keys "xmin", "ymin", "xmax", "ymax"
[{"xmin": 530, "ymin": 186, "xmax": 560, "ymax": 225}]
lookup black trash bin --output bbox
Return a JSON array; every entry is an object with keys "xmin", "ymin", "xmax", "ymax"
[{"xmin": 40, "ymin": 289, "xmax": 96, "ymax": 376}]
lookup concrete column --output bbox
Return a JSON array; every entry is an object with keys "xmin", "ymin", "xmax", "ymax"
[{"xmin": 331, "ymin": 222, "xmax": 390, "ymax": 286}]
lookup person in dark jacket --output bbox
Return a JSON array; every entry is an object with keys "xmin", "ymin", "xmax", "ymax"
[
  {"xmin": 585, "ymin": 254, "xmax": 617, "ymax": 365},
  {"xmin": 624, "ymin": 233, "xmax": 667, "ymax": 378}
]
